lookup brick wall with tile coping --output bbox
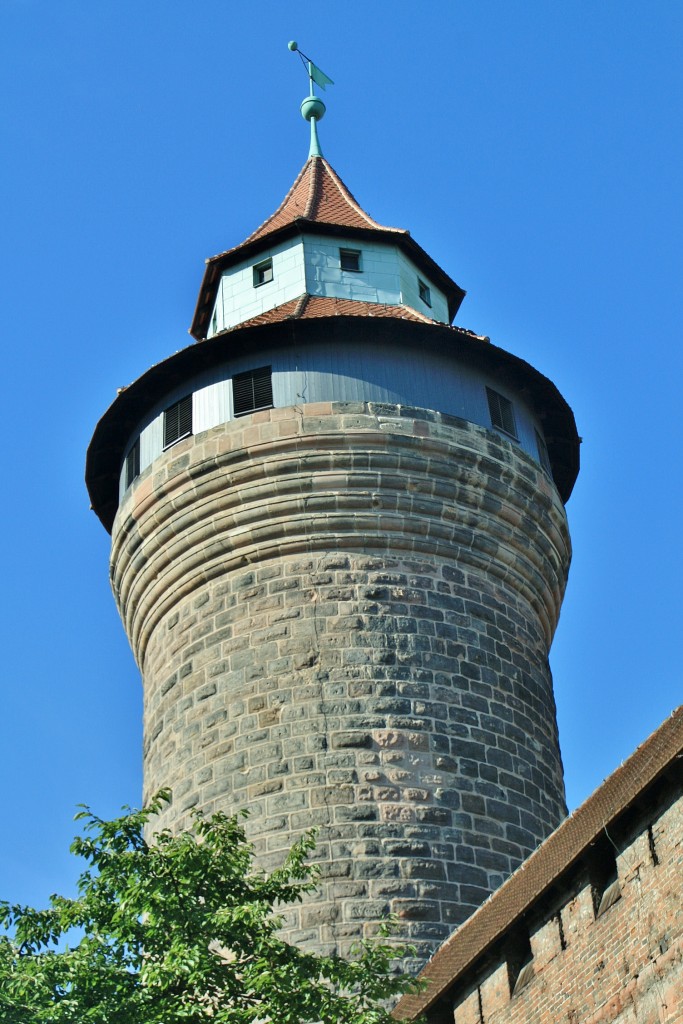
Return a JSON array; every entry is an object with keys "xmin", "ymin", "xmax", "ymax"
[
  {"xmin": 450, "ymin": 788, "xmax": 682, "ymax": 1024},
  {"xmin": 110, "ymin": 401, "xmax": 571, "ymax": 967}
]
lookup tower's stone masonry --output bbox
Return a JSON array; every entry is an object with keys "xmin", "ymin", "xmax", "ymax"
[{"xmin": 111, "ymin": 402, "xmax": 570, "ymax": 963}]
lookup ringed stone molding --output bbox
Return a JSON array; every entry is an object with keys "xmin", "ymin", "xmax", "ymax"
[{"xmin": 112, "ymin": 403, "xmax": 569, "ymax": 669}]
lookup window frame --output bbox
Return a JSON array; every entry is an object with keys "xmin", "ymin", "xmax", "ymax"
[
  {"xmin": 588, "ymin": 842, "xmax": 622, "ymax": 919},
  {"xmin": 535, "ymin": 429, "xmax": 552, "ymax": 475},
  {"xmin": 486, "ymin": 387, "xmax": 518, "ymax": 440},
  {"xmin": 232, "ymin": 366, "xmax": 274, "ymax": 417},
  {"xmin": 124, "ymin": 438, "xmax": 140, "ymax": 489},
  {"xmin": 253, "ymin": 258, "xmax": 274, "ymax": 288},
  {"xmin": 339, "ymin": 247, "xmax": 362, "ymax": 272},
  {"xmin": 418, "ymin": 278, "xmax": 432, "ymax": 307},
  {"xmin": 507, "ymin": 930, "xmax": 535, "ymax": 997},
  {"xmin": 163, "ymin": 395, "xmax": 193, "ymax": 450}
]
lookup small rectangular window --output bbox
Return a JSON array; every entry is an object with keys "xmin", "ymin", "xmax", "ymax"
[
  {"xmin": 163, "ymin": 395, "xmax": 193, "ymax": 449},
  {"xmin": 486, "ymin": 387, "xmax": 518, "ymax": 439},
  {"xmin": 418, "ymin": 278, "xmax": 431, "ymax": 307},
  {"xmin": 233, "ymin": 366, "xmax": 273, "ymax": 416},
  {"xmin": 511, "ymin": 959, "xmax": 535, "ymax": 996},
  {"xmin": 253, "ymin": 258, "xmax": 273, "ymax": 287},
  {"xmin": 507, "ymin": 930, "xmax": 534, "ymax": 997},
  {"xmin": 124, "ymin": 438, "xmax": 140, "ymax": 489},
  {"xmin": 340, "ymin": 248, "xmax": 361, "ymax": 272},
  {"xmin": 588, "ymin": 845, "xmax": 622, "ymax": 919},
  {"xmin": 535, "ymin": 429, "xmax": 552, "ymax": 475},
  {"xmin": 595, "ymin": 877, "xmax": 622, "ymax": 917}
]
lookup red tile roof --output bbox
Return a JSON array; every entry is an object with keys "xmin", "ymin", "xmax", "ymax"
[
  {"xmin": 190, "ymin": 158, "xmax": 466, "ymax": 340},
  {"xmin": 393, "ymin": 705, "xmax": 683, "ymax": 1021},
  {"xmin": 219, "ymin": 294, "xmax": 437, "ymax": 332},
  {"xmin": 229, "ymin": 158, "xmax": 406, "ymax": 251}
]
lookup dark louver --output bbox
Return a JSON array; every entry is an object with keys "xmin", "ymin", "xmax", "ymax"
[
  {"xmin": 233, "ymin": 366, "xmax": 273, "ymax": 416},
  {"xmin": 163, "ymin": 395, "xmax": 193, "ymax": 448},
  {"xmin": 124, "ymin": 438, "xmax": 140, "ymax": 488}
]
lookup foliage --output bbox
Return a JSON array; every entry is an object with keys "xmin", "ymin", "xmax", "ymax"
[{"xmin": 0, "ymin": 792, "xmax": 421, "ymax": 1024}]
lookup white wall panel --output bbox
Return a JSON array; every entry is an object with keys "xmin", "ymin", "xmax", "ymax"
[
  {"xmin": 209, "ymin": 232, "xmax": 451, "ymax": 337},
  {"xmin": 303, "ymin": 235, "xmax": 403, "ymax": 307},
  {"xmin": 398, "ymin": 251, "xmax": 448, "ymax": 323},
  {"xmin": 140, "ymin": 417, "xmax": 163, "ymax": 471},
  {"xmin": 209, "ymin": 239, "xmax": 307, "ymax": 335},
  {"xmin": 194, "ymin": 381, "xmax": 231, "ymax": 434}
]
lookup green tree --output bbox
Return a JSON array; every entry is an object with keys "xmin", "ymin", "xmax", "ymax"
[{"xmin": 0, "ymin": 793, "xmax": 420, "ymax": 1024}]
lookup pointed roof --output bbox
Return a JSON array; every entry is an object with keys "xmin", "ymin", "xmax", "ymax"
[
  {"xmin": 242, "ymin": 157, "xmax": 405, "ymax": 243},
  {"xmin": 189, "ymin": 157, "xmax": 466, "ymax": 340}
]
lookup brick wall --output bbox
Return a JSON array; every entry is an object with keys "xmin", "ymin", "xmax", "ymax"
[
  {"xmin": 110, "ymin": 402, "xmax": 571, "ymax": 967},
  {"xmin": 452, "ymin": 790, "xmax": 682, "ymax": 1024}
]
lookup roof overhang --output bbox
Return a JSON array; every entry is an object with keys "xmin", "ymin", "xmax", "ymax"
[{"xmin": 86, "ymin": 316, "xmax": 579, "ymax": 534}]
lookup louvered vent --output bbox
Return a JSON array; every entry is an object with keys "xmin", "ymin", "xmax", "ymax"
[
  {"xmin": 535, "ymin": 429, "xmax": 552, "ymax": 476},
  {"xmin": 233, "ymin": 367, "xmax": 273, "ymax": 417},
  {"xmin": 163, "ymin": 395, "xmax": 193, "ymax": 448},
  {"xmin": 124, "ymin": 438, "xmax": 140, "ymax": 489},
  {"xmin": 486, "ymin": 387, "xmax": 517, "ymax": 439}
]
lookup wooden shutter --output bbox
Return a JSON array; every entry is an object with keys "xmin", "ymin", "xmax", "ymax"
[
  {"xmin": 125, "ymin": 438, "xmax": 140, "ymax": 488},
  {"xmin": 233, "ymin": 367, "xmax": 273, "ymax": 416},
  {"xmin": 164, "ymin": 395, "xmax": 192, "ymax": 447},
  {"xmin": 486, "ymin": 387, "xmax": 517, "ymax": 439}
]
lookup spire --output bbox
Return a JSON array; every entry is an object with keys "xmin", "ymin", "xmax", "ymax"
[
  {"xmin": 241, "ymin": 157, "xmax": 405, "ymax": 244},
  {"xmin": 288, "ymin": 41, "xmax": 334, "ymax": 159},
  {"xmin": 188, "ymin": 50, "xmax": 466, "ymax": 341},
  {"xmin": 189, "ymin": 152, "xmax": 466, "ymax": 340}
]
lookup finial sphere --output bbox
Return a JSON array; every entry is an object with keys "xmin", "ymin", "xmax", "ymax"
[
  {"xmin": 288, "ymin": 40, "xmax": 298, "ymax": 51},
  {"xmin": 301, "ymin": 95, "xmax": 326, "ymax": 122}
]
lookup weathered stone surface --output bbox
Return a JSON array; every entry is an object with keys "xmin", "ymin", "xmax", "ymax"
[{"xmin": 110, "ymin": 403, "xmax": 570, "ymax": 967}]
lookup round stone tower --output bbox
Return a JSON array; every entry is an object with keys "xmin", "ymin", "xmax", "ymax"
[{"xmin": 86, "ymin": 89, "xmax": 579, "ymax": 968}]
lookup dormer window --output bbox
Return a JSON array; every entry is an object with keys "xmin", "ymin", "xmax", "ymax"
[
  {"xmin": 253, "ymin": 258, "xmax": 273, "ymax": 287},
  {"xmin": 340, "ymin": 248, "xmax": 361, "ymax": 272},
  {"xmin": 418, "ymin": 278, "xmax": 431, "ymax": 307},
  {"xmin": 486, "ymin": 387, "xmax": 517, "ymax": 439}
]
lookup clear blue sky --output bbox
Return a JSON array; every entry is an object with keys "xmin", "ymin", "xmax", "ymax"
[{"xmin": 1, "ymin": 1, "xmax": 681, "ymax": 911}]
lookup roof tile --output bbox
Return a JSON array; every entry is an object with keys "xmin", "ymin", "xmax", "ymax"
[
  {"xmin": 217, "ymin": 294, "xmax": 436, "ymax": 332},
  {"xmin": 191, "ymin": 158, "xmax": 466, "ymax": 340},
  {"xmin": 211, "ymin": 158, "xmax": 406, "ymax": 262}
]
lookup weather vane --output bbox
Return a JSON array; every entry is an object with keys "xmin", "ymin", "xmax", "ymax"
[{"xmin": 288, "ymin": 41, "xmax": 334, "ymax": 159}]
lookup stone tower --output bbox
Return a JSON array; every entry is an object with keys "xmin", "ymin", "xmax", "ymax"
[{"xmin": 86, "ymin": 78, "xmax": 579, "ymax": 969}]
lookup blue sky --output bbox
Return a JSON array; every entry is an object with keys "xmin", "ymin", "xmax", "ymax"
[{"xmin": 1, "ymin": 2, "xmax": 681, "ymax": 911}]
